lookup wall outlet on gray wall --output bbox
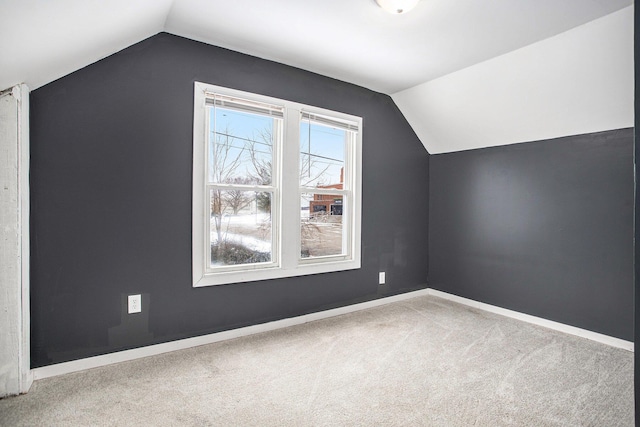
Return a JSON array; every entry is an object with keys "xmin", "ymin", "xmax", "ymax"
[{"xmin": 128, "ymin": 295, "xmax": 141, "ymax": 314}]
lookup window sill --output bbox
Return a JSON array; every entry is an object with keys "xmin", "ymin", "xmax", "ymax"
[{"xmin": 193, "ymin": 258, "xmax": 361, "ymax": 287}]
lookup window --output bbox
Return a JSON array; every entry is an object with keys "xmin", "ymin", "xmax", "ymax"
[{"xmin": 193, "ymin": 82, "xmax": 362, "ymax": 287}]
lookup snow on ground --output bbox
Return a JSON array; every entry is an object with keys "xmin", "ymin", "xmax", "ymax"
[
  {"xmin": 212, "ymin": 232, "xmax": 272, "ymax": 253},
  {"xmin": 211, "ymin": 213, "xmax": 271, "ymax": 252},
  {"xmin": 223, "ymin": 213, "xmax": 271, "ymax": 224},
  {"xmin": 210, "ymin": 212, "xmax": 342, "ymax": 254}
]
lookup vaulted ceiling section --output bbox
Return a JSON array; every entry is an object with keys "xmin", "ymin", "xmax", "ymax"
[{"xmin": 1, "ymin": 0, "xmax": 633, "ymax": 153}]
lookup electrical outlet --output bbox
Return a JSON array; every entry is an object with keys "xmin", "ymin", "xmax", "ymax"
[
  {"xmin": 128, "ymin": 294, "xmax": 141, "ymax": 314},
  {"xmin": 379, "ymin": 272, "xmax": 386, "ymax": 285}
]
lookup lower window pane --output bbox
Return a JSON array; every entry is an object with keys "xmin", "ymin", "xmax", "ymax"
[
  {"xmin": 300, "ymin": 193, "xmax": 344, "ymax": 258},
  {"xmin": 210, "ymin": 190, "xmax": 272, "ymax": 266}
]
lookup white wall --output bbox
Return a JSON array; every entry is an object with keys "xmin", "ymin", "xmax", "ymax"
[
  {"xmin": 393, "ymin": 6, "xmax": 634, "ymax": 154},
  {"xmin": 0, "ymin": 84, "xmax": 31, "ymax": 397}
]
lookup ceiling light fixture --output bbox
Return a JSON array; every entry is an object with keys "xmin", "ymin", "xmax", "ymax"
[{"xmin": 375, "ymin": 0, "xmax": 420, "ymax": 14}]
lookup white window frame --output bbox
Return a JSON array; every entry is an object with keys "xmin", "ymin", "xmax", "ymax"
[{"xmin": 193, "ymin": 82, "xmax": 362, "ymax": 287}]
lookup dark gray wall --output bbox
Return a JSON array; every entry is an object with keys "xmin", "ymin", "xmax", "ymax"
[
  {"xmin": 30, "ymin": 33, "xmax": 429, "ymax": 367},
  {"xmin": 633, "ymin": 0, "xmax": 639, "ymax": 420},
  {"xmin": 430, "ymin": 129, "xmax": 634, "ymax": 340}
]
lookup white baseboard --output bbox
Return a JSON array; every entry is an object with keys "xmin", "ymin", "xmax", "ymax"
[
  {"xmin": 32, "ymin": 287, "xmax": 632, "ymax": 380},
  {"xmin": 32, "ymin": 289, "xmax": 431, "ymax": 380},
  {"xmin": 426, "ymin": 288, "xmax": 634, "ymax": 352}
]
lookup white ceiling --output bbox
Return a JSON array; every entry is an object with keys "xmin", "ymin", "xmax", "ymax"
[
  {"xmin": 393, "ymin": 7, "xmax": 634, "ymax": 153},
  {"xmin": 0, "ymin": 0, "xmax": 632, "ymax": 94}
]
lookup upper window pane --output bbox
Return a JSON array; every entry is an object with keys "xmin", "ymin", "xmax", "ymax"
[
  {"xmin": 299, "ymin": 120, "xmax": 345, "ymax": 188},
  {"xmin": 209, "ymin": 106, "xmax": 277, "ymax": 185}
]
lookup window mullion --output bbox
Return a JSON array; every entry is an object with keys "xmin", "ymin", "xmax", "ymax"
[{"xmin": 280, "ymin": 108, "xmax": 301, "ymax": 269}]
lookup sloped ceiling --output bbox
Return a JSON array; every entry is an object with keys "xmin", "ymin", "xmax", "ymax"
[
  {"xmin": 0, "ymin": 0, "xmax": 172, "ymax": 93},
  {"xmin": 393, "ymin": 6, "xmax": 634, "ymax": 153},
  {"xmin": 0, "ymin": 0, "xmax": 633, "ymax": 152}
]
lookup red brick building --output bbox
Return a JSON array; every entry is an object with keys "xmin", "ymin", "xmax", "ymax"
[{"xmin": 309, "ymin": 169, "xmax": 343, "ymax": 216}]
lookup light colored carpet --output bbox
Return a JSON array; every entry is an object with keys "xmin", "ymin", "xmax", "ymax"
[{"xmin": 0, "ymin": 295, "xmax": 633, "ymax": 426}]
